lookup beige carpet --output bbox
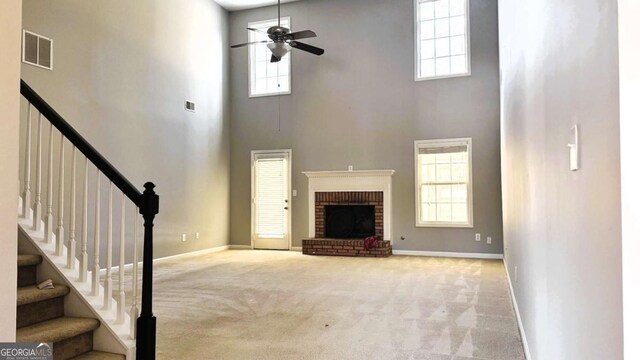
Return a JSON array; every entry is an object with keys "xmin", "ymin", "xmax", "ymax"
[{"xmin": 120, "ymin": 250, "xmax": 525, "ymax": 359}]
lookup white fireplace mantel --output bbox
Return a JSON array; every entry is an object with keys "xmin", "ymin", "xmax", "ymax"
[{"xmin": 303, "ymin": 170, "xmax": 395, "ymax": 242}]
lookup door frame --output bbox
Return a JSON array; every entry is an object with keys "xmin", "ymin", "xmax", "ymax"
[{"xmin": 250, "ymin": 149, "xmax": 292, "ymax": 250}]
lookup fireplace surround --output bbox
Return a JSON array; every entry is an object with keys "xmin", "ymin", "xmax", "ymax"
[{"xmin": 302, "ymin": 170, "xmax": 395, "ymax": 257}]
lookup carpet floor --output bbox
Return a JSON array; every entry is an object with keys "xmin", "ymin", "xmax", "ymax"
[{"xmin": 123, "ymin": 250, "xmax": 525, "ymax": 360}]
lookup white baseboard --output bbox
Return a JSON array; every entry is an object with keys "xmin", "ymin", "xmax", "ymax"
[
  {"xmin": 290, "ymin": 246, "xmax": 302, "ymax": 252},
  {"xmin": 392, "ymin": 250, "xmax": 504, "ymax": 260},
  {"xmin": 504, "ymin": 261, "xmax": 532, "ymax": 360},
  {"xmin": 99, "ymin": 245, "xmax": 230, "ymax": 275},
  {"xmin": 228, "ymin": 245, "xmax": 252, "ymax": 250}
]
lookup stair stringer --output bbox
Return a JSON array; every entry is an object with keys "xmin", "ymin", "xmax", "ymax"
[{"xmin": 17, "ymin": 199, "xmax": 135, "ymax": 359}]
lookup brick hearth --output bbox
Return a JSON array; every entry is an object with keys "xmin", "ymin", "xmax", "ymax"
[{"xmin": 302, "ymin": 239, "xmax": 392, "ymax": 257}]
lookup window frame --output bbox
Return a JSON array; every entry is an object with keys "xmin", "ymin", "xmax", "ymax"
[
  {"xmin": 414, "ymin": 138, "xmax": 474, "ymax": 228},
  {"xmin": 248, "ymin": 17, "xmax": 292, "ymax": 98},
  {"xmin": 22, "ymin": 30, "xmax": 54, "ymax": 71},
  {"xmin": 414, "ymin": 0, "xmax": 471, "ymax": 82}
]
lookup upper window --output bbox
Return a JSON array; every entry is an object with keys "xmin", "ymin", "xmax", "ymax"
[
  {"xmin": 22, "ymin": 30, "xmax": 53, "ymax": 70},
  {"xmin": 415, "ymin": 0, "xmax": 470, "ymax": 80},
  {"xmin": 249, "ymin": 18, "xmax": 291, "ymax": 97},
  {"xmin": 415, "ymin": 138, "xmax": 473, "ymax": 227}
]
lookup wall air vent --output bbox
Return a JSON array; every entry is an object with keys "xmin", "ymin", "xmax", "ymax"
[
  {"xmin": 185, "ymin": 100, "xmax": 196, "ymax": 112},
  {"xmin": 22, "ymin": 30, "xmax": 53, "ymax": 70}
]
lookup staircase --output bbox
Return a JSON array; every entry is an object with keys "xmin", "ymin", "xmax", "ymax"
[
  {"xmin": 16, "ymin": 254, "xmax": 124, "ymax": 360},
  {"xmin": 17, "ymin": 80, "xmax": 160, "ymax": 359}
]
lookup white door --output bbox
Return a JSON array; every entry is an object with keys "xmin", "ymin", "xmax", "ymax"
[{"xmin": 251, "ymin": 150, "xmax": 291, "ymax": 250}]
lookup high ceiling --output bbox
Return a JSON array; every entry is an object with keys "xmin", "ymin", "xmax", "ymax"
[{"xmin": 214, "ymin": 0, "xmax": 302, "ymax": 12}]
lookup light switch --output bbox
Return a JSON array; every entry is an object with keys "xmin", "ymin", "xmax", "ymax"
[
  {"xmin": 568, "ymin": 125, "xmax": 579, "ymax": 171},
  {"xmin": 292, "ymin": 189, "xmax": 297, "ymax": 197}
]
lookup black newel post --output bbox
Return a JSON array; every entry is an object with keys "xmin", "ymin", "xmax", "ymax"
[{"xmin": 137, "ymin": 182, "xmax": 159, "ymax": 360}]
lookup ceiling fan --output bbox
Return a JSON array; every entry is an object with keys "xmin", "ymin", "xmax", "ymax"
[{"xmin": 230, "ymin": 0, "xmax": 325, "ymax": 63}]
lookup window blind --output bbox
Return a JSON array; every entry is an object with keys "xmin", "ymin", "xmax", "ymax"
[{"xmin": 255, "ymin": 158, "xmax": 287, "ymax": 238}]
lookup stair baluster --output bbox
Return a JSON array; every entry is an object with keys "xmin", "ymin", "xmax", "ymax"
[
  {"xmin": 117, "ymin": 194, "xmax": 126, "ymax": 324},
  {"xmin": 68, "ymin": 146, "xmax": 77, "ymax": 269},
  {"xmin": 130, "ymin": 209, "xmax": 139, "ymax": 339},
  {"xmin": 21, "ymin": 104, "xmax": 32, "ymax": 219},
  {"xmin": 44, "ymin": 122, "xmax": 54, "ymax": 243},
  {"xmin": 104, "ymin": 182, "xmax": 113, "ymax": 310},
  {"xmin": 79, "ymin": 159, "xmax": 89, "ymax": 282},
  {"xmin": 92, "ymin": 170, "xmax": 101, "ymax": 296},
  {"xmin": 55, "ymin": 133, "xmax": 65, "ymax": 256},
  {"xmin": 32, "ymin": 113, "xmax": 43, "ymax": 230}
]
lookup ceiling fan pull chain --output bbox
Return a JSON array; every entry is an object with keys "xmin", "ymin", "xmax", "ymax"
[{"xmin": 278, "ymin": 0, "xmax": 281, "ymax": 27}]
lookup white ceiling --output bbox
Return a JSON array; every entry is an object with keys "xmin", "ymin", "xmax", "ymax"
[{"xmin": 214, "ymin": 0, "xmax": 302, "ymax": 12}]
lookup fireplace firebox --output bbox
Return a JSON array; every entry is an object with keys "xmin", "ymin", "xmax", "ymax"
[{"xmin": 325, "ymin": 205, "xmax": 375, "ymax": 239}]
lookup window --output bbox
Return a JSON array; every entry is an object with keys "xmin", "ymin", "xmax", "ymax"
[
  {"xmin": 415, "ymin": 0, "xmax": 470, "ymax": 80},
  {"xmin": 415, "ymin": 138, "xmax": 473, "ymax": 227},
  {"xmin": 249, "ymin": 18, "xmax": 291, "ymax": 97},
  {"xmin": 22, "ymin": 30, "xmax": 53, "ymax": 70}
]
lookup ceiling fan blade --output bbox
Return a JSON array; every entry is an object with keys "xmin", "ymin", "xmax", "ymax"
[
  {"xmin": 285, "ymin": 30, "xmax": 317, "ymax": 40},
  {"xmin": 271, "ymin": 55, "xmax": 282, "ymax": 63},
  {"xmin": 247, "ymin": 27, "xmax": 268, "ymax": 34},
  {"xmin": 290, "ymin": 41, "xmax": 325, "ymax": 56},
  {"xmin": 231, "ymin": 40, "xmax": 269, "ymax": 48}
]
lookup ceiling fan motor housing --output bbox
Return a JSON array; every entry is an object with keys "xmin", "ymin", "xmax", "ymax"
[{"xmin": 268, "ymin": 26, "xmax": 290, "ymax": 40}]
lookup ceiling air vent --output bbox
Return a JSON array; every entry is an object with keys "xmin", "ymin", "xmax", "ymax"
[{"xmin": 22, "ymin": 30, "xmax": 53, "ymax": 70}]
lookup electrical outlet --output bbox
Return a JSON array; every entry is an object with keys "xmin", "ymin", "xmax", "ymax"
[
  {"xmin": 181, "ymin": 234, "xmax": 187, "ymax": 242},
  {"xmin": 487, "ymin": 236, "xmax": 492, "ymax": 244},
  {"xmin": 292, "ymin": 189, "xmax": 297, "ymax": 197},
  {"xmin": 515, "ymin": 266, "xmax": 518, "ymax": 283},
  {"xmin": 195, "ymin": 232, "xmax": 200, "ymax": 240},
  {"xmin": 475, "ymin": 233, "xmax": 481, "ymax": 242}
]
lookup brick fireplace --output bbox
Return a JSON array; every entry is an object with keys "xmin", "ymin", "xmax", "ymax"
[
  {"xmin": 302, "ymin": 170, "xmax": 395, "ymax": 257},
  {"xmin": 314, "ymin": 191, "xmax": 383, "ymax": 239}
]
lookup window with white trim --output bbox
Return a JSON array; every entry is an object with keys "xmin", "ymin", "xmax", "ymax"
[
  {"xmin": 415, "ymin": 0, "xmax": 470, "ymax": 80},
  {"xmin": 415, "ymin": 138, "xmax": 473, "ymax": 227},
  {"xmin": 22, "ymin": 30, "xmax": 53, "ymax": 70},
  {"xmin": 249, "ymin": 18, "xmax": 291, "ymax": 97}
]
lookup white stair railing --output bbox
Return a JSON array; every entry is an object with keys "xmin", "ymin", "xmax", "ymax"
[
  {"xmin": 18, "ymin": 109, "xmax": 144, "ymax": 342},
  {"xmin": 18, "ymin": 80, "xmax": 157, "ymax": 353}
]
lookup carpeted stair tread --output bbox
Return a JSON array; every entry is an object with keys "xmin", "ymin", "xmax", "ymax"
[
  {"xmin": 17, "ymin": 285, "xmax": 70, "ymax": 306},
  {"xmin": 18, "ymin": 254, "xmax": 42, "ymax": 267},
  {"xmin": 70, "ymin": 351, "xmax": 126, "ymax": 360},
  {"xmin": 16, "ymin": 317, "xmax": 100, "ymax": 344}
]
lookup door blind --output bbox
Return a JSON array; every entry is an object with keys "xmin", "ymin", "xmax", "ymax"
[{"xmin": 255, "ymin": 158, "xmax": 286, "ymax": 238}]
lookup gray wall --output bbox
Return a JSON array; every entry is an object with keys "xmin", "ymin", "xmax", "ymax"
[
  {"xmin": 21, "ymin": 0, "xmax": 231, "ymax": 260},
  {"xmin": 0, "ymin": 0, "xmax": 21, "ymax": 342},
  {"xmin": 499, "ymin": 0, "xmax": 623, "ymax": 359},
  {"xmin": 619, "ymin": 1, "xmax": 640, "ymax": 358},
  {"xmin": 229, "ymin": 0, "xmax": 503, "ymax": 253}
]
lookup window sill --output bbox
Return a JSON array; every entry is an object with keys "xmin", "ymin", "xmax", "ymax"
[
  {"xmin": 249, "ymin": 91, "xmax": 292, "ymax": 98},
  {"xmin": 415, "ymin": 222, "xmax": 474, "ymax": 228},
  {"xmin": 415, "ymin": 72, "xmax": 471, "ymax": 82}
]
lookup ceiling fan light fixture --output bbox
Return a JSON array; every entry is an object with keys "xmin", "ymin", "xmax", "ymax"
[{"xmin": 267, "ymin": 42, "xmax": 291, "ymax": 59}]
